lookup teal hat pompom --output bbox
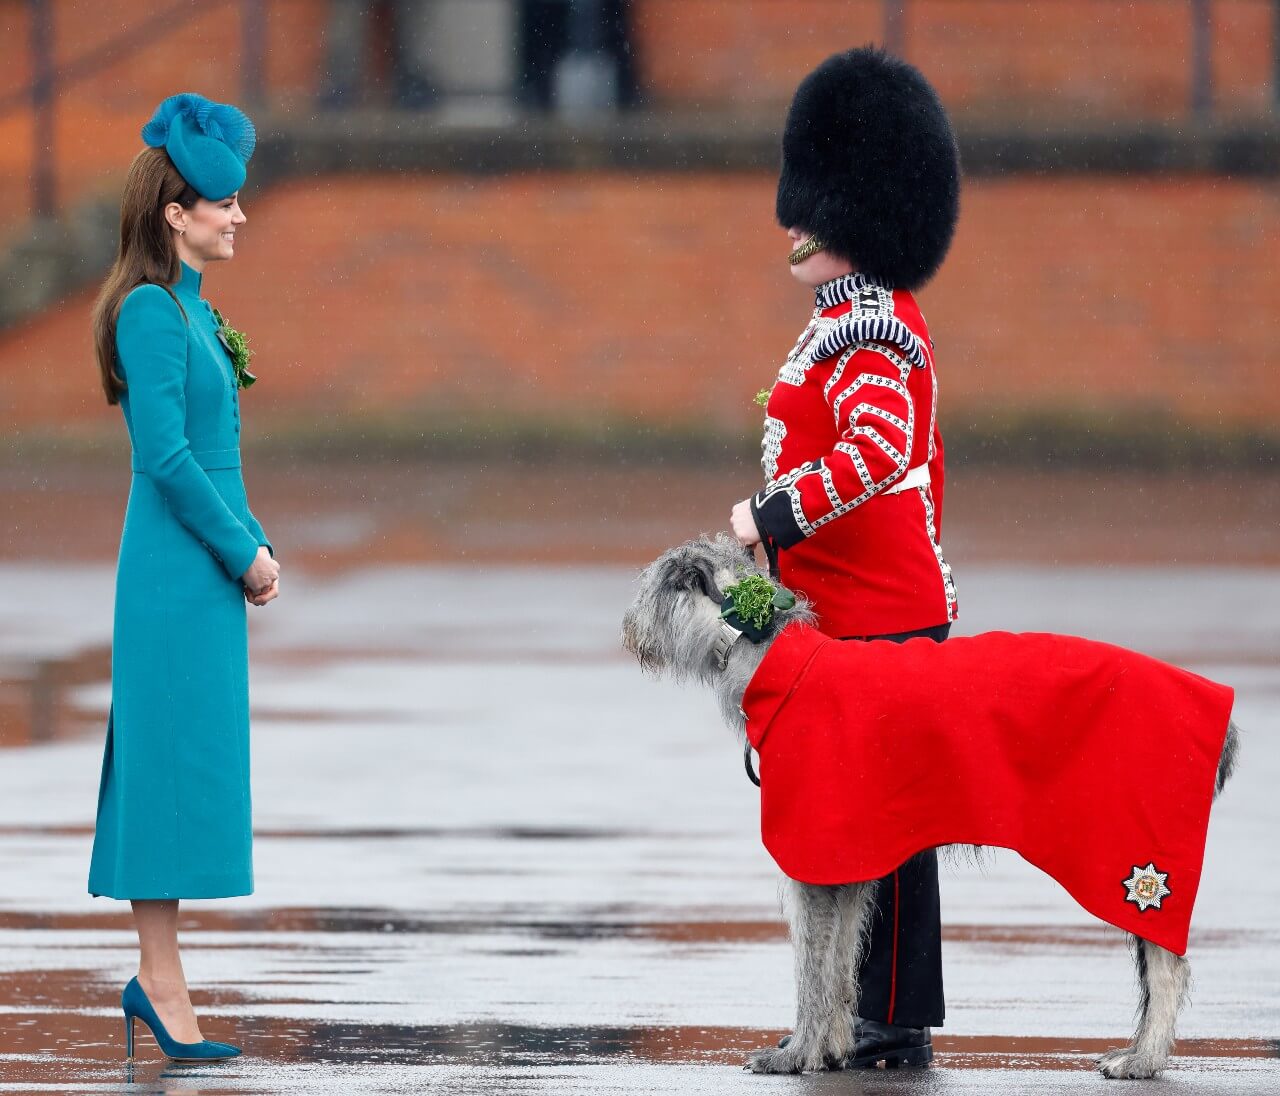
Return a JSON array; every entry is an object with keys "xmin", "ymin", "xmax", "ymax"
[{"xmin": 141, "ymin": 93, "xmax": 256, "ymax": 201}]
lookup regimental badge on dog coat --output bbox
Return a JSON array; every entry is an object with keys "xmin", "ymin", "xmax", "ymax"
[
  {"xmin": 1124, "ymin": 863, "xmax": 1172, "ymax": 912},
  {"xmin": 741, "ymin": 624, "xmax": 1234, "ymax": 956}
]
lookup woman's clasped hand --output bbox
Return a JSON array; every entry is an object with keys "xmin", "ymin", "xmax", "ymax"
[{"xmin": 242, "ymin": 546, "xmax": 280, "ymax": 607}]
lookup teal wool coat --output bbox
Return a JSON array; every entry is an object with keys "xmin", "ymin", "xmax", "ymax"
[{"xmin": 89, "ymin": 262, "xmax": 269, "ymax": 899}]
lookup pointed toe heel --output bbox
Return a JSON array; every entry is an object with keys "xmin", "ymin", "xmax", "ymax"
[{"xmin": 121, "ymin": 977, "xmax": 242, "ymax": 1062}]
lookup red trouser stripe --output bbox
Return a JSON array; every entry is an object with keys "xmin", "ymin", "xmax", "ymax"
[{"xmin": 887, "ymin": 869, "xmax": 901, "ymax": 1023}]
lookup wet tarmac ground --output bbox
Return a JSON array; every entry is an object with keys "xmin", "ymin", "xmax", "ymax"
[{"xmin": 0, "ymin": 562, "xmax": 1277, "ymax": 1094}]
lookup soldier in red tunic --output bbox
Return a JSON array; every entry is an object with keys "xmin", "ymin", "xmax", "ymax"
[{"xmin": 729, "ymin": 47, "xmax": 962, "ymax": 1069}]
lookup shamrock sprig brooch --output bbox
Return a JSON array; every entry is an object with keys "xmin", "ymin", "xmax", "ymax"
[
  {"xmin": 213, "ymin": 308, "xmax": 257, "ymax": 389},
  {"xmin": 720, "ymin": 574, "xmax": 797, "ymax": 642}
]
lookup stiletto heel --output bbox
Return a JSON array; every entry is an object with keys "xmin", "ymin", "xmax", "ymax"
[{"xmin": 121, "ymin": 977, "xmax": 241, "ymax": 1062}]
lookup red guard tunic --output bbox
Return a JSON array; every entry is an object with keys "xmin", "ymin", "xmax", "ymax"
[
  {"xmin": 741, "ymin": 623, "xmax": 1234, "ymax": 955},
  {"xmin": 753, "ymin": 274, "xmax": 956, "ymax": 637}
]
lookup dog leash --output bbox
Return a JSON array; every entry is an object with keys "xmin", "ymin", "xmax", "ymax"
[
  {"xmin": 750, "ymin": 497, "xmax": 782, "ymax": 581},
  {"xmin": 744, "ymin": 497, "xmax": 776, "ymax": 788}
]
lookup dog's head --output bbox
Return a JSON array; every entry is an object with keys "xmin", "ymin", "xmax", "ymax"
[{"xmin": 622, "ymin": 534, "xmax": 804, "ymax": 682}]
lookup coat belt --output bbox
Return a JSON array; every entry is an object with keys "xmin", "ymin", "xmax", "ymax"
[
  {"xmin": 884, "ymin": 464, "xmax": 930, "ymax": 495},
  {"xmin": 131, "ymin": 447, "xmax": 242, "ymax": 474}
]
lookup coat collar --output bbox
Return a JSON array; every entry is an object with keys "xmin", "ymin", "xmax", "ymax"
[
  {"xmin": 174, "ymin": 261, "xmax": 203, "ymax": 299},
  {"xmin": 814, "ymin": 272, "xmax": 889, "ymax": 312}
]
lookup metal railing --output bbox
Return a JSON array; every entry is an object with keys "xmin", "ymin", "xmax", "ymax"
[
  {"xmin": 7, "ymin": 0, "xmax": 267, "ymax": 219},
  {"xmin": 4, "ymin": 0, "xmax": 1280, "ymax": 223},
  {"xmin": 879, "ymin": 0, "xmax": 1277, "ymax": 120}
]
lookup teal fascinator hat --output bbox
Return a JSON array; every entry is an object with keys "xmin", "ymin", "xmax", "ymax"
[{"xmin": 141, "ymin": 93, "xmax": 256, "ymax": 201}]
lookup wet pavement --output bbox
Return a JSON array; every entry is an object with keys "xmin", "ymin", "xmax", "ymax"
[{"xmin": 0, "ymin": 559, "xmax": 1278, "ymax": 1093}]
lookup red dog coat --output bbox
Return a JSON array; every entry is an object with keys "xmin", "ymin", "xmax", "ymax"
[{"xmin": 741, "ymin": 624, "xmax": 1234, "ymax": 955}]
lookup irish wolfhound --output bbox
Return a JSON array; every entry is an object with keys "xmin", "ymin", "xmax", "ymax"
[{"xmin": 621, "ymin": 534, "xmax": 1238, "ymax": 1079}]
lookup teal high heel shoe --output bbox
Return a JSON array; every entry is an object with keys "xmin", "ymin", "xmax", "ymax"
[{"xmin": 122, "ymin": 976, "xmax": 242, "ymax": 1062}]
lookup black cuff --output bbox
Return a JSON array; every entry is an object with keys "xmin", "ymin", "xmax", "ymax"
[{"xmin": 753, "ymin": 486, "xmax": 805, "ymax": 549}]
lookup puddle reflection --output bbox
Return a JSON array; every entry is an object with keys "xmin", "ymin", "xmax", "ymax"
[
  {"xmin": 0, "ymin": 906, "xmax": 1272, "ymax": 952},
  {"xmin": 0, "ymin": 645, "xmax": 109, "ymax": 748},
  {"xmin": 4, "ymin": 1011, "xmax": 1276, "ymax": 1079}
]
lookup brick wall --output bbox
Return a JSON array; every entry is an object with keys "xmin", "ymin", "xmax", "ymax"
[
  {"xmin": 0, "ymin": 1, "xmax": 328, "ymax": 104},
  {"xmin": 3, "ymin": 172, "xmax": 1275, "ymax": 442},
  {"xmin": 0, "ymin": 0, "xmax": 328, "ymax": 233},
  {"xmin": 11, "ymin": 0, "xmax": 1271, "ymax": 122},
  {"xmin": 631, "ymin": 0, "xmax": 1277, "ymax": 118},
  {"xmin": 0, "ymin": 1, "xmax": 1273, "ymax": 235}
]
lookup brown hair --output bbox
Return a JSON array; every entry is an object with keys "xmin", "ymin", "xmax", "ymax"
[{"xmin": 92, "ymin": 147, "xmax": 200, "ymax": 404}]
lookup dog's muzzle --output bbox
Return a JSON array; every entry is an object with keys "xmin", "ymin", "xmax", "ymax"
[{"xmin": 622, "ymin": 615, "xmax": 665, "ymax": 672}]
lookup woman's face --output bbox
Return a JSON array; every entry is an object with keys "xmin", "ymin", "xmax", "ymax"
[
  {"xmin": 171, "ymin": 194, "xmax": 246, "ymax": 267},
  {"xmin": 786, "ymin": 226, "xmax": 854, "ymax": 287}
]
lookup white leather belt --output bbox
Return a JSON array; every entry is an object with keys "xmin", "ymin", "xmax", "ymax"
[{"xmin": 885, "ymin": 464, "xmax": 931, "ymax": 494}]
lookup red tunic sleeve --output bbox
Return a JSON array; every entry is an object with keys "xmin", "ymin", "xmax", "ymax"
[{"xmin": 753, "ymin": 342, "xmax": 917, "ymax": 548}]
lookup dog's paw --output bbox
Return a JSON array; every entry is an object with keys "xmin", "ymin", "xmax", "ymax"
[
  {"xmin": 745, "ymin": 1045, "xmax": 820, "ymax": 1074},
  {"xmin": 1096, "ymin": 1045, "xmax": 1134, "ymax": 1070},
  {"xmin": 1097, "ymin": 1048, "xmax": 1166, "ymax": 1080}
]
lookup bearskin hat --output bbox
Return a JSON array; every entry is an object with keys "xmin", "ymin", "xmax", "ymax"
[{"xmin": 776, "ymin": 47, "xmax": 960, "ymax": 290}]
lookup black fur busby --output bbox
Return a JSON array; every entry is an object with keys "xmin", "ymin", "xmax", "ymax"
[{"xmin": 776, "ymin": 47, "xmax": 960, "ymax": 290}]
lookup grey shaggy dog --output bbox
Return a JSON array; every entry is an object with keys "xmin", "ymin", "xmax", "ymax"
[{"xmin": 621, "ymin": 534, "xmax": 1240, "ymax": 1079}]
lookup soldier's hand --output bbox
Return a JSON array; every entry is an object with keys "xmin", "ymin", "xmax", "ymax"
[{"xmin": 731, "ymin": 499, "xmax": 762, "ymax": 548}]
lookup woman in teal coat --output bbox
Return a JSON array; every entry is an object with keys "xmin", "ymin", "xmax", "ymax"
[{"xmin": 88, "ymin": 94, "xmax": 280, "ymax": 1061}]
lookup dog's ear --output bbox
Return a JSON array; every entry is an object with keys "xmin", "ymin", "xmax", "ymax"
[
  {"xmin": 664, "ymin": 552, "xmax": 724, "ymax": 602},
  {"xmin": 689, "ymin": 557, "xmax": 725, "ymax": 602}
]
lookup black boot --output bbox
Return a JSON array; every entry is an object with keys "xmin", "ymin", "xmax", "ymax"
[{"xmin": 844, "ymin": 1019, "xmax": 932, "ymax": 1069}]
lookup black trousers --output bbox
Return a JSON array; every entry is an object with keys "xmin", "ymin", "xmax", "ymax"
[{"xmin": 840, "ymin": 622, "xmax": 950, "ymax": 1029}]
